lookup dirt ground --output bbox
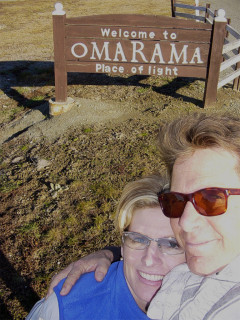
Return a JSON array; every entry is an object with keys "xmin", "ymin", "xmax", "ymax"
[{"xmin": 0, "ymin": 0, "xmax": 240, "ymax": 319}]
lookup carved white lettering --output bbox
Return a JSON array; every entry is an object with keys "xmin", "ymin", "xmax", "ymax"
[
  {"xmin": 138, "ymin": 31, "xmax": 147, "ymax": 39},
  {"xmin": 163, "ymin": 30, "xmax": 168, "ymax": 39},
  {"xmin": 101, "ymin": 28, "xmax": 110, "ymax": 37},
  {"xmin": 168, "ymin": 44, "xmax": 188, "ymax": 64},
  {"xmin": 189, "ymin": 47, "xmax": 204, "ymax": 64},
  {"xmin": 148, "ymin": 65, "xmax": 179, "ymax": 76},
  {"xmin": 170, "ymin": 33, "xmax": 177, "ymax": 40},
  {"xmin": 149, "ymin": 32, "xmax": 155, "ymax": 39},
  {"xmin": 113, "ymin": 42, "xmax": 127, "ymax": 62},
  {"xmin": 150, "ymin": 43, "xmax": 165, "ymax": 63},
  {"xmin": 131, "ymin": 31, "xmax": 137, "ymax": 38},
  {"xmin": 100, "ymin": 28, "xmax": 155, "ymax": 40},
  {"xmin": 71, "ymin": 43, "xmax": 88, "ymax": 58},
  {"xmin": 71, "ymin": 41, "xmax": 203, "ymax": 66},
  {"xmin": 90, "ymin": 42, "xmax": 111, "ymax": 61},
  {"xmin": 131, "ymin": 41, "xmax": 148, "ymax": 63},
  {"xmin": 96, "ymin": 63, "xmax": 124, "ymax": 73}
]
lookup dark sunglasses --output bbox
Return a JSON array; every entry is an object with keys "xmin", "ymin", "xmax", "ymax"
[{"xmin": 158, "ymin": 187, "xmax": 240, "ymax": 218}]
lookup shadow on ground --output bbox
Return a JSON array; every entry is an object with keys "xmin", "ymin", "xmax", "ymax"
[
  {"xmin": 0, "ymin": 60, "xmax": 204, "ymax": 117},
  {"xmin": 0, "ymin": 250, "xmax": 40, "ymax": 319}
]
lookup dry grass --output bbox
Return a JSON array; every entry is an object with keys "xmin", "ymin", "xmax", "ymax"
[
  {"xmin": 0, "ymin": 0, "xmax": 194, "ymax": 60},
  {"xmin": 1, "ymin": 0, "xmax": 239, "ymax": 319}
]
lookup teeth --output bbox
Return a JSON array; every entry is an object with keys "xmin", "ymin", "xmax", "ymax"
[{"xmin": 139, "ymin": 271, "xmax": 163, "ymax": 281}]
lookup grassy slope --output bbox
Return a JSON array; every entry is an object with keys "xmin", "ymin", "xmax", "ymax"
[{"xmin": 1, "ymin": 0, "xmax": 240, "ymax": 319}]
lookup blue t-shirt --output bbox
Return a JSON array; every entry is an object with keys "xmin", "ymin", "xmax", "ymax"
[{"xmin": 54, "ymin": 261, "xmax": 150, "ymax": 320}]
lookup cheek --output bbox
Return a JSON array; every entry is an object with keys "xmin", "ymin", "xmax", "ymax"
[
  {"xmin": 209, "ymin": 198, "xmax": 240, "ymax": 238},
  {"xmin": 123, "ymin": 247, "xmax": 141, "ymax": 269},
  {"xmin": 164, "ymin": 255, "xmax": 186, "ymax": 272}
]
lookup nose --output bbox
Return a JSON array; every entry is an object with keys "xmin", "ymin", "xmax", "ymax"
[
  {"xmin": 178, "ymin": 201, "xmax": 204, "ymax": 232},
  {"xmin": 141, "ymin": 241, "xmax": 164, "ymax": 267}
]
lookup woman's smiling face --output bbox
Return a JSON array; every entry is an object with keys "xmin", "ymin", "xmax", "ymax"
[{"xmin": 121, "ymin": 207, "xmax": 185, "ymax": 311}]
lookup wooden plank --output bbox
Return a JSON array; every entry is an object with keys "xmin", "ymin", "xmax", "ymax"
[
  {"xmin": 53, "ymin": 14, "xmax": 67, "ymax": 102},
  {"xmin": 171, "ymin": 0, "xmax": 176, "ymax": 17},
  {"xmin": 65, "ymin": 25, "xmax": 212, "ymax": 43},
  {"xmin": 220, "ymin": 54, "xmax": 240, "ymax": 72},
  {"xmin": 66, "ymin": 61, "xmax": 207, "ymax": 78},
  {"xmin": 65, "ymin": 38, "xmax": 210, "ymax": 65},
  {"xmin": 206, "ymin": 7, "xmax": 215, "ymax": 18},
  {"xmin": 226, "ymin": 25, "xmax": 240, "ymax": 39},
  {"xmin": 174, "ymin": 3, "xmax": 206, "ymax": 11},
  {"xmin": 205, "ymin": 4, "xmax": 210, "ymax": 23},
  {"xmin": 224, "ymin": 38, "xmax": 239, "ymax": 55},
  {"xmin": 218, "ymin": 69, "xmax": 240, "ymax": 88},
  {"xmin": 66, "ymin": 14, "xmax": 212, "ymax": 30},
  {"xmin": 203, "ymin": 20, "xmax": 227, "ymax": 106},
  {"xmin": 225, "ymin": 18, "xmax": 231, "ymax": 39},
  {"xmin": 223, "ymin": 39, "xmax": 240, "ymax": 54},
  {"xmin": 233, "ymin": 47, "xmax": 240, "ymax": 90},
  {"xmin": 175, "ymin": 12, "xmax": 206, "ymax": 21},
  {"xmin": 205, "ymin": 18, "xmax": 213, "ymax": 25}
]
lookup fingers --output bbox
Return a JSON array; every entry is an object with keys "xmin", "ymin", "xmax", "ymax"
[
  {"xmin": 60, "ymin": 250, "xmax": 114, "ymax": 294},
  {"xmin": 60, "ymin": 267, "xmax": 83, "ymax": 295},
  {"xmin": 46, "ymin": 249, "xmax": 114, "ymax": 298},
  {"xmin": 94, "ymin": 258, "xmax": 112, "ymax": 282},
  {"xmin": 46, "ymin": 264, "xmax": 73, "ymax": 299}
]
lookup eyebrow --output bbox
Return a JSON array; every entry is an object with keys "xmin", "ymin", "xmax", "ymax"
[{"xmin": 127, "ymin": 231, "xmax": 176, "ymax": 239}]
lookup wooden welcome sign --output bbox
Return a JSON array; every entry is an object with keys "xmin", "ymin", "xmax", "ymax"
[{"xmin": 52, "ymin": 3, "xmax": 227, "ymax": 107}]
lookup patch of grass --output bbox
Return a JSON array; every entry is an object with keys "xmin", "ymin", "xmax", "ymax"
[
  {"xmin": 77, "ymin": 199, "xmax": 96, "ymax": 213},
  {"xmin": 65, "ymin": 214, "xmax": 78, "ymax": 227},
  {"xmin": 94, "ymin": 214, "xmax": 108, "ymax": 230},
  {"xmin": 67, "ymin": 234, "xmax": 80, "ymax": 246},
  {"xmin": 83, "ymin": 127, "xmax": 92, "ymax": 133},
  {"xmin": 90, "ymin": 181, "xmax": 118, "ymax": 200},
  {"xmin": 31, "ymin": 95, "xmax": 46, "ymax": 102},
  {"xmin": 0, "ymin": 180, "xmax": 22, "ymax": 193},
  {"xmin": 136, "ymin": 87, "xmax": 150, "ymax": 94},
  {"xmin": 20, "ymin": 144, "xmax": 28, "ymax": 151},
  {"xmin": 19, "ymin": 222, "xmax": 41, "ymax": 239}
]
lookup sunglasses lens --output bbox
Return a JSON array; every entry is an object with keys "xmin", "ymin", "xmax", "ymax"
[
  {"xmin": 194, "ymin": 189, "xmax": 227, "ymax": 216},
  {"xmin": 159, "ymin": 193, "xmax": 186, "ymax": 218}
]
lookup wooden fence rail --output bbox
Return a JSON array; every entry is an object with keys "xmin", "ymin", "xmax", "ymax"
[{"xmin": 171, "ymin": 0, "xmax": 240, "ymax": 91}]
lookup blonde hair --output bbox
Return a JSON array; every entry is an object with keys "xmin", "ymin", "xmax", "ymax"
[
  {"xmin": 115, "ymin": 174, "xmax": 168, "ymax": 233},
  {"xmin": 157, "ymin": 113, "xmax": 240, "ymax": 176}
]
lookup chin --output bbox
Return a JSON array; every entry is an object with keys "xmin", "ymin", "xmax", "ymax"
[
  {"xmin": 140, "ymin": 285, "xmax": 161, "ymax": 303},
  {"xmin": 187, "ymin": 256, "xmax": 218, "ymax": 276}
]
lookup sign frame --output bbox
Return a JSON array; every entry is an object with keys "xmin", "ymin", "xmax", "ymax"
[{"xmin": 52, "ymin": 3, "xmax": 227, "ymax": 107}]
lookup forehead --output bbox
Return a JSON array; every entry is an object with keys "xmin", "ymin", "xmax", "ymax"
[
  {"xmin": 129, "ymin": 207, "xmax": 174, "ymax": 238},
  {"xmin": 171, "ymin": 148, "xmax": 240, "ymax": 192}
]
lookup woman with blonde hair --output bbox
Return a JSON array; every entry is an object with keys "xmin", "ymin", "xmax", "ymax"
[{"xmin": 27, "ymin": 175, "xmax": 185, "ymax": 320}]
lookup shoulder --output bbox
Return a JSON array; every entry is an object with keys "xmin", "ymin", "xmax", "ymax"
[
  {"xmin": 162, "ymin": 263, "xmax": 191, "ymax": 284},
  {"xmin": 55, "ymin": 261, "xmax": 122, "ymax": 301},
  {"xmin": 55, "ymin": 262, "xmax": 124, "ymax": 319},
  {"xmin": 26, "ymin": 293, "xmax": 59, "ymax": 320}
]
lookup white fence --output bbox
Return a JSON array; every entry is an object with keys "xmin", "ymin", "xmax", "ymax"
[{"xmin": 171, "ymin": 0, "xmax": 240, "ymax": 91}]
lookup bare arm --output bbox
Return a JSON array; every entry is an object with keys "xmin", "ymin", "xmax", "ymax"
[{"xmin": 46, "ymin": 247, "xmax": 121, "ymax": 298}]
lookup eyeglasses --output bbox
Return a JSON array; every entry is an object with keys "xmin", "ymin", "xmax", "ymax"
[
  {"xmin": 158, "ymin": 187, "xmax": 240, "ymax": 218},
  {"xmin": 122, "ymin": 231, "xmax": 184, "ymax": 255}
]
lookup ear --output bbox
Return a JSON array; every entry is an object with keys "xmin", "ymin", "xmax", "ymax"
[{"xmin": 121, "ymin": 246, "xmax": 123, "ymax": 258}]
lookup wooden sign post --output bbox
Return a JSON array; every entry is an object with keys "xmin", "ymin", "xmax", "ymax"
[
  {"xmin": 203, "ymin": 9, "xmax": 228, "ymax": 105},
  {"xmin": 52, "ymin": 3, "xmax": 227, "ymax": 111}
]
